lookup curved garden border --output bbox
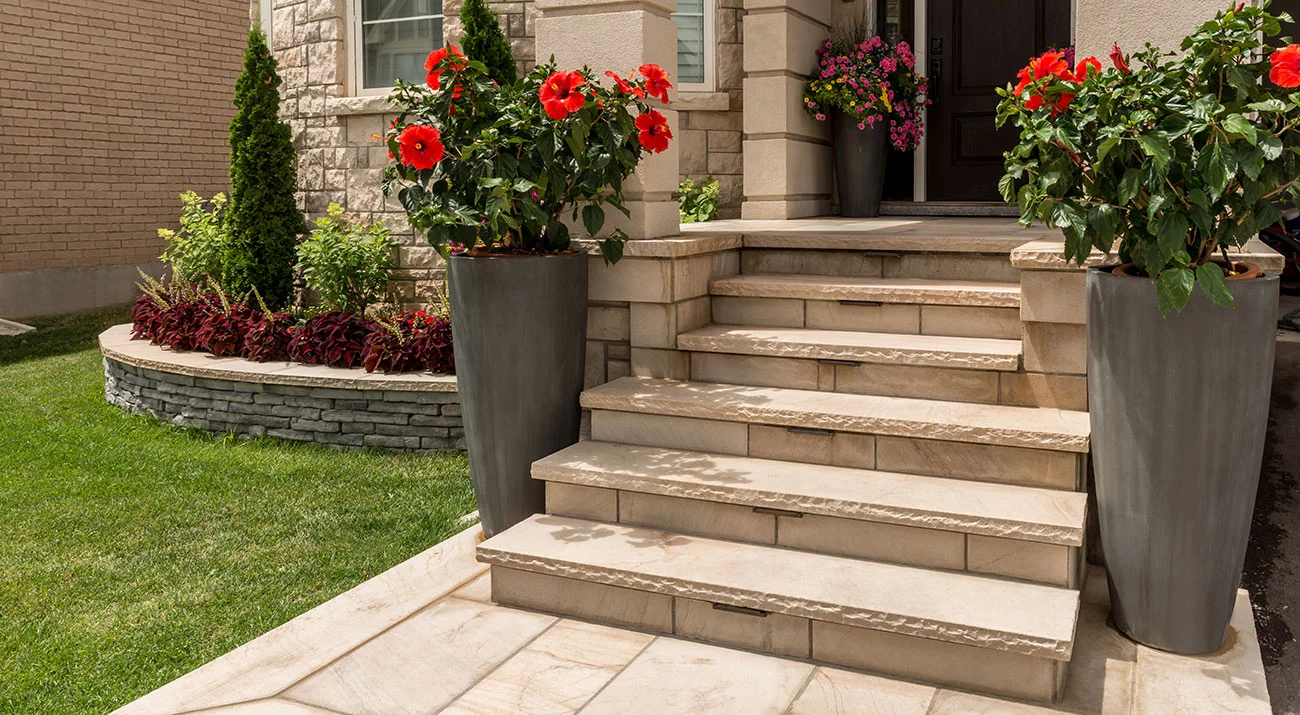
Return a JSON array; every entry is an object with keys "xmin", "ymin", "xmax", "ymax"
[{"xmin": 99, "ymin": 324, "xmax": 463, "ymax": 452}]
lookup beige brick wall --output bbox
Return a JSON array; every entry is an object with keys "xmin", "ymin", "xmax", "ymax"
[
  {"xmin": 678, "ymin": 0, "xmax": 745, "ymax": 218},
  {"xmin": 0, "ymin": 0, "xmax": 248, "ymax": 278}
]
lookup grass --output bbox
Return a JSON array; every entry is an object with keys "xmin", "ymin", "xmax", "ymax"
[{"xmin": 0, "ymin": 307, "xmax": 477, "ymax": 714}]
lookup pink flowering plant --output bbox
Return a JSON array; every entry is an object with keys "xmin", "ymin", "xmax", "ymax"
[{"xmin": 803, "ymin": 35, "xmax": 928, "ymax": 150}]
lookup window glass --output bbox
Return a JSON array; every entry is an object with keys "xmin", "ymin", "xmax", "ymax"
[
  {"xmin": 360, "ymin": 0, "xmax": 444, "ymax": 90},
  {"xmin": 673, "ymin": 0, "xmax": 706, "ymax": 85}
]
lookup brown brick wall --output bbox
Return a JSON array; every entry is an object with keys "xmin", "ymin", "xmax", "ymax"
[{"xmin": 0, "ymin": 0, "xmax": 249, "ymax": 275}]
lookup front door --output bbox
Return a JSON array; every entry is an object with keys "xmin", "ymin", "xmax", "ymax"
[{"xmin": 925, "ymin": 0, "xmax": 1071, "ymax": 201}]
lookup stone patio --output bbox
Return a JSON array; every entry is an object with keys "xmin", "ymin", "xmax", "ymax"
[{"xmin": 114, "ymin": 524, "xmax": 1271, "ymax": 715}]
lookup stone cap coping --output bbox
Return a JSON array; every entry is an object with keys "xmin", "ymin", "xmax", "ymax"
[
  {"xmin": 1011, "ymin": 237, "xmax": 1285, "ymax": 273},
  {"xmin": 574, "ymin": 234, "xmax": 742, "ymax": 258},
  {"xmin": 99, "ymin": 324, "xmax": 457, "ymax": 393},
  {"xmin": 327, "ymin": 95, "xmax": 400, "ymax": 117},
  {"xmin": 682, "ymin": 217, "xmax": 1060, "ymax": 254},
  {"xmin": 0, "ymin": 317, "xmax": 35, "ymax": 335}
]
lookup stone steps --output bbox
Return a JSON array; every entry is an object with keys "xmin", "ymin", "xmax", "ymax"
[
  {"xmin": 480, "ymin": 514, "xmax": 1079, "ymax": 702},
  {"xmin": 740, "ymin": 248, "xmax": 1022, "ymax": 283},
  {"xmin": 537, "ymin": 441, "xmax": 1086, "ymax": 586},
  {"xmin": 582, "ymin": 377, "xmax": 1090, "ymax": 454},
  {"xmin": 710, "ymin": 273, "xmax": 1022, "ymax": 308}
]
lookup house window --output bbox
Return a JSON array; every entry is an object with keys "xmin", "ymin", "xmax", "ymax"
[
  {"xmin": 673, "ymin": 0, "xmax": 714, "ymax": 89},
  {"xmin": 353, "ymin": 0, "xmax": 445, "ymax": 93}
]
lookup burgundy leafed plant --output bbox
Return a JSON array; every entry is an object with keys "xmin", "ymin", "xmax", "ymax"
[
  {"xmin": 361, "ymin": 311, "xmax": 456, "ymax": 374},
  {"xmin": 289, "ymin": 311, "xmax": 376, "ymax": 368},
  {"xmin": 241, "ymin": 311, "xmax": 296, "ymax": 362}
]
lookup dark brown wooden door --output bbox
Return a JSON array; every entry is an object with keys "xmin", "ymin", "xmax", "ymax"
[{"xmin": 925, "ymin": 0, "xmax": 1070, "ymax": 201}]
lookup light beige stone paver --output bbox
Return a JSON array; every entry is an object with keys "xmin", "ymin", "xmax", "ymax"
[
  {"xmin": 0, "ymin": 318, "xmax": 35, "ymax": 336},
  {"xmin": 112, "ymin": 525, "xmax": 487, "ymax": 715},
  {"xmin": 678, "ymin": 324, "xmax": 1023, "ymax": 371},
  {"xmin": 116, "ymin": 539, "xmax": 1272, "ymax": 715},
  {"xmin": 477, "ymin": 514, "xmax": 1081, "ymax": 658},
  {"xmin": 283, "ymin": 598, "xmax": 555, "ymax": 715},
  {"xmin": 591, "ymin": 410, "xmax": 749, "ymax": 455},
  {"xmin": 683, "ymin": 216, "xmax": 1060, "ymax": 254},
  {"xmin": 711, "ymin": 273, "xmax": 1022, "ymax": 308},
  {"xmin": 581, "ymin": 377, "xmax": 1091, "ymax": 453},
  {"xmin": 1010, "ymin": 237, "xmax": 1283, "ymax": 273},
  {"xmin": 439, "ymin": 619, "xmax": 653, "ymax": 715},
  {"xmin": 579, "ymin": 637, "xmax": 814, "ymax": 714},
  {"xmin": 533, "ymin": 442, "xmax": 1087, "ymax": 545},
  {"xmin": 787, "ymin": 667, "xmax": 936, "ymax": 715},
  {"xmin": 804, "ymin": 299, "xmax": 921, "ymax": 333}
]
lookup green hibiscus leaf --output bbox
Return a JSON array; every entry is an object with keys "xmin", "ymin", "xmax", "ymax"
[
  {"xmin": 1195, "ymin": 262, "xmax": 1235, "ymax": 308},
  {"xmin": 581, "ymin": 204, "xmax": 605, "ymax": 236},
  {"xmin": 1223, "ymin": 114, "xmax": 1258, "ymax": 145},
  {"xmin": 1156, "ymin": 267, "xmax": 1195, "ymax": 315},
  {"xmin": 1153, "ymin": 211, "xmax": 1189, "ymax": 258},
  {"xmin": 1138, "ymin": 134, "xmax": 1173, "ymax": 170}
]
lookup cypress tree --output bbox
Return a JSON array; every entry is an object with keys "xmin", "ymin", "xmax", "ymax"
[
  {"xmin": 460, "ymin": 0, "xmax": 517, "ymax": 85},
  {"xmin": 223, "ymin": 26, "xmax": 304, "ymax": 308}
]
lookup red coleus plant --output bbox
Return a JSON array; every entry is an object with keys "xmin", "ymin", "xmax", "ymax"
[
  {"xmin": 361, "ymin": 311, "xmax": 456, "ymax": 374},
  {"xmin": 289, "ymin": 311, "xmax": 376, "ymax": 369},
  {"xmin": 382, "ymin": 54, "xmax": 675, "ymax": 263},
  {"xmin": 242, "ymin": 311, "xmax": 296, "ymax": 362}
]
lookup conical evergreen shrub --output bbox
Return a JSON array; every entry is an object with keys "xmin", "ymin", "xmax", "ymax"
[
  {"xmin": 223, "ymin": 26, "xmax": 304, "ymax": 308},
  {"xmin": 460, "ymin": 0, "xmax": 517, "ymax": 85}
]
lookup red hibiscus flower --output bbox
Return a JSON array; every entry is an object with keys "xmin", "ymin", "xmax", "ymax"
[
  {"xmin": 1074, "ymin": 56, "xmax": 1101, "ymax": 81},
  {"xmin": 606, "ymin": 70, "xmax": 645, "ymax": 98},
  {"xmin": 539, "ymin": 70, "xmax": 587, "ymax": 119},
  {"xmin": 1271, "ymin": 45, "xmax": 1300, "ymax": 88},
  {"xmin": 1109, "ymin": 43, "xmax": 1130, "ymax": 74},
  {"xmin": 638, "ymin": 63, "xmax": 672, "ymax": 103},
  {"xmin": 1014, "ymin": 50, "xmax": 1073, "ymax": 112},
  {"xmin": 397, "ymin": 125, "xmax": 444, "ymax": 170},
  {"xmin": 424, "ymin": 44, "xmax": 466, "ymax": 90},
  {"xmin": 635, "ymin": 109, "xmax": 672, "ymax": 153}
]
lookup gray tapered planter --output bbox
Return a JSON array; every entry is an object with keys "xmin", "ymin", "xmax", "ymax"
[
  {"xmin": 449, "ymin": 252, "xmax": 588, "ymax": 537},
  {"xmin": 831, "ymin": 110, "xmax": 888, "ymax": 218},
  {"xmin": 1087, "ymin": 264, "xmax": 1278, "ymax": 654}
]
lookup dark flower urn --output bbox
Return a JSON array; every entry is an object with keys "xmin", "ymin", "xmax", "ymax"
[
  {"xmin": 1087, "ymin": 264, "xmax": 1278, "ymax": 654},
  {"xmin": 448, "ymin": 252, "xmax": 588, "ymax": 537},
  {"xmin": 831, "ymin": 110, "xmax": 889, "ymax": 218}
]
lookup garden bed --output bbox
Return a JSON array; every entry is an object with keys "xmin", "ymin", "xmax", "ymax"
[{"xmin": 100, "ymin": 324, "xmax": 462, "ymax": 452}]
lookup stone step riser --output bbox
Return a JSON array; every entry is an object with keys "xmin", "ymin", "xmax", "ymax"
[
  {"xmin": 710, "ymin": 296, "xmax": 1022, "ymax": 340},
  {"xmin": 489, "ymin": 565, "xmax": 1070, "ymax": 703},
  {"xmin": 688, "ymin": 352, "xmax": 1032, "ymax": 407},
  {"xmin": 590, "ymin": 409, "xmax": 1087, "ymax": 491},
  {"xmin": 544, "ymin": 481, "xmax": 1083, "ymax": 587},
  {"xmin": 741, "ymin": 249, "xmax": 1022, "ymax": 284}
]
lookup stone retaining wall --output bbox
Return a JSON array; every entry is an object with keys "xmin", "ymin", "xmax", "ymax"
[{"xmin": 100, "ymin": 325, "xmax": 463, "ymax": 453}]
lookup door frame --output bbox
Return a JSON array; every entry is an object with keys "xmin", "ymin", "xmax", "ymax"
[{"xmin": 906, "ymin": 0, "xmax": 1075, "ymax": 203}]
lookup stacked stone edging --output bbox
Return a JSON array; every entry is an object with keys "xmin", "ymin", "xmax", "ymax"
[{"xmin": 100, "ymin": 325, "xmax": 463, "ymax": 453}]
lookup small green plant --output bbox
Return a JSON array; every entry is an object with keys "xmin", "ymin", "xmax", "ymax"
[
  {"xmin": 296, "ymin": 203, "xmax": 395, "ymax": 313},
  {"xmin": 223, "ymin": 26, "xmax": 305, "ymax": 309},
  {"xmin": 158, "ymin": 192, "xmax": 229, "ymax": 284},
  {"xmin": 676, "ymin": 177, "xmax": 720, "ymax": 223},
  {"xmin": 460, "ymin": 0, "xmax": 516, "ymax": 85}
]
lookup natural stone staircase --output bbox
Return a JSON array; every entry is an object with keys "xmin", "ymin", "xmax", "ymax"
[{"xmin": 477, "ymin": 233, "xmax": 1092, "ymax": 703}]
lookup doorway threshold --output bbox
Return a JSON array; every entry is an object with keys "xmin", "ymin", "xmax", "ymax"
[{"xmin": 881, "ymin": 201, "xmax": 1019, "ymax": 218}]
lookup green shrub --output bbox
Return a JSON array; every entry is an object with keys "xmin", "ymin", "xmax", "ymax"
[
  {"xmin": 223, "ymin": 26, "xmax": 304, "ymax": 308},
  {"xmin": 297, "ymin": 203, "xmax": 395, "ymax": 313},
  {"xmin": 159, "ymin": 192, "xmax": 229, "ymax": 284},
  {"xmin": 676, "ymin": 177, "xmax": 720, "ymax": 223},
  {"xmin": 460, "ymin": 0, "xmax": 516, "ymax": 85}
]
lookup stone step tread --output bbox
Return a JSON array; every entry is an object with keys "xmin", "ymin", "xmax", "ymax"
[
  {"xmin": 536, "ymin": 442, "xmax": 1086, "ymax": 546},
  {"xmin": 581, "ymin": 378, "xmax": 1090, "ymax": 453},
  {"xmin": 710, "ymin": 274, "xmax": 1022, "ymax": 308},
  {"xmin": 677, "ymin": 324, "xmax": 1023, "ymax": 371},
  {"xmin": 478, "ymin": 514, "xmax": 1080, "ymax": 659}
]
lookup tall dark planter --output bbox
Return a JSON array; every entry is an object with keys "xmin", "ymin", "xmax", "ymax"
[
  {"xmin": 449, "ymin": 252, "xmax": 588, "ymax": 537},
  {"xmin": 831, "ymin": 110, "xmax": 888, "ymax": 218},
  {"xmin": 1087, "ymin": 265, "xmax": 1278, "ymax": 654}
]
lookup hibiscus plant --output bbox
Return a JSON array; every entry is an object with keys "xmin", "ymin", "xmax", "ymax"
[
  {"xmin": 381, "ymin": 46, "xmax": 674, "ymax": 264},
  {"xmin": 997, "ymin": 2, "xmax": 1300, "ymax": 313}
]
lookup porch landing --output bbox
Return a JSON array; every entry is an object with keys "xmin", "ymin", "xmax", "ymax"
[{"xmin": 114, "ymin": 525, "xmax": 1271, "ymax": 715}]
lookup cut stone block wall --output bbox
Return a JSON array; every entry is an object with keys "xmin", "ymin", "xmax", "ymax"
[{"xmin": 104, "ymin": 356, "xmax": 464, "ymax": 452}]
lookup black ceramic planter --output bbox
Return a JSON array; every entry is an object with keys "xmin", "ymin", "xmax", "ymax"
[
  {"xmin": 448, "ymin": 252, "xmax": 588, "ymax": 537},
  {"xmin": 831, "ymin": 110, "xmax": 888, "ymax": 218},
  {"xmin": 1087, "ymin": 265, "xmax": 1278, "ymax": 654}
]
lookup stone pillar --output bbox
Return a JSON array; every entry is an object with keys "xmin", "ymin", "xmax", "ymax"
[
  {"xmin": 535, "ymin": 0, "xmax": 681, "ymax": 240},
  {"xmin": 1074, "ymin": 0, "xmax": 1242, "ymax": 60},
  {"xmin": 740, "ymin": 0, "xmax": 833, "ymax": 219}
]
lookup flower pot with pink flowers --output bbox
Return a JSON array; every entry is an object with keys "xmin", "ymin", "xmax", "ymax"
[
  {"xmin": 997, "ymin": 2, "xmax": 1300, "ymax": 654},
  {"xmin": 381, "ymin": 47, "xmax": 674, "ymax": 537},
  {"xmin": 803, "ymin": 31, "xmax": 927, "ymax": 217}
]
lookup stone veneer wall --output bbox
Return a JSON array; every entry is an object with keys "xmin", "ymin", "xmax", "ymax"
[{"xmin": 676, "ymin": 0, "xmax": 746, "ymax": 219}]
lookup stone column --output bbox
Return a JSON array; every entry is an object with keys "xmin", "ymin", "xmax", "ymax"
[
  {"xmin": 535, "ymin": 0, "xmax": 681, "ymax": 240},
  {"xmin": 1074, "ymin": 0, "xmax": 1243, "ymax": 60},
  {"xmin": 740, "ymin": 0, "xmax": 833, "ymax": 219}
]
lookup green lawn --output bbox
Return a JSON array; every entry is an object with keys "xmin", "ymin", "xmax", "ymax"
[{"xmin": 0, "ymin": 307, "xmax": 476, "ymax": 714}]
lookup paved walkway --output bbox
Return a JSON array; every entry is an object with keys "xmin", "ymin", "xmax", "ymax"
[{"xmin": 115, "ymin": 526, "xmax": 1272, "ymax": 715}]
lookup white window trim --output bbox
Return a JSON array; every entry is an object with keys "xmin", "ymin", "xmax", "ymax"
[
  {"xmin": 674, "ymin": 0, "xmax": 716, "ymax": 92},
  {"xmin": 259, "ymin": 0, "xmax": 274, "ymax": 41},
  {"xmin": 349, "ymin": 0, "xmax": 446, "ymax": 97}
]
